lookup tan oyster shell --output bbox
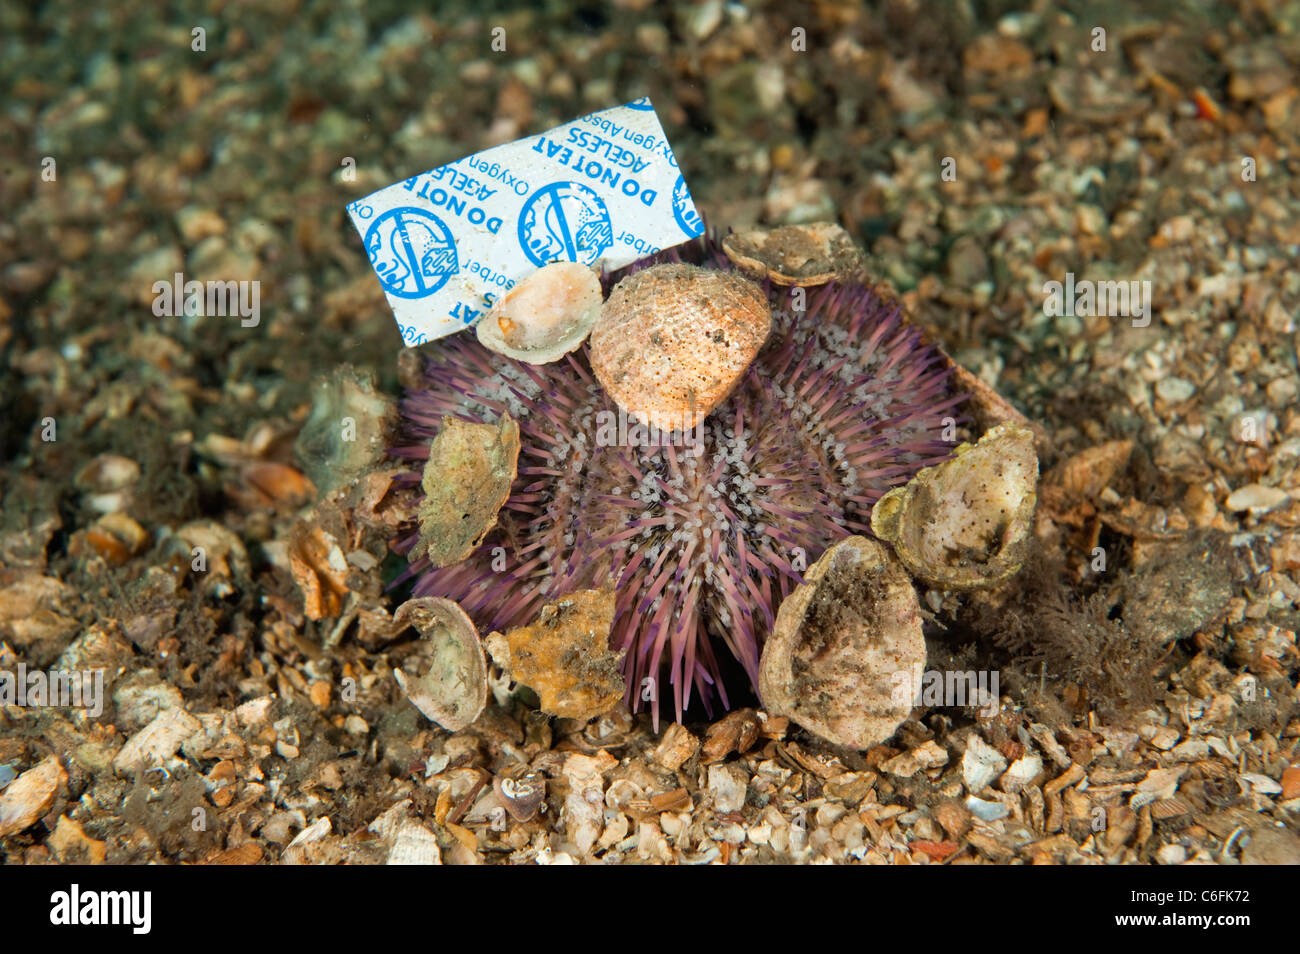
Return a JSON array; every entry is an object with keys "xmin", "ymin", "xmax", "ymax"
[
  {"xmin": 416, "ymin": 413, "xmax": 520, "ymax": 568},
  {"xmin": 758, "ymin": 536, "xmax": 925, "ymax": 750},
  {"xmin": 392, "ymin": 597, "xmax": 488, "ymax": 731},
  {"xmin": 871, "ymin": 421, "xmax": 1039, "ymax": 589},
  {"xmin": 721, "ymin": 222, "xmax": 867, "ymax": 286}
]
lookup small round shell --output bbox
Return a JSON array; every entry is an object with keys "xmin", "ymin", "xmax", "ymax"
[
  {"xmin": 392, "ymin": 597, "xmax": 488, "ymax": 731},
  {"xmin": 590, "ymin": 263, "xmax": 771, "ymax": 433},
  {"xmin": 871, "ymin": 422, "xmax": 1039, "ymax": 589},
  {"xmin": 493, "ymin": 773, "xmax": 546, "ymax": 822},
  {"xmin": 475, "ymin": 262, "xmax": 602, "ymax": 364},
  {"xmin": 758, "ymin": 536, "xmax": 925, "ymax": 750}
]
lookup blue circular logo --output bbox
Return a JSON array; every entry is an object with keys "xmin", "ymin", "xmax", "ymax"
[
  {"xmin": 672, "ymin": 175, "xmax": 704, "ymax": 237},
  {"xmin": 624, "ymin": 97, "xmax": 655, "ymax": 110},
  {"xmin": 517, "ymin": 181, "xmax": 613, "ymax": 267},
  {"xmin": 364, "ymin": 207, "xmax": 458, "ymax": 299}
]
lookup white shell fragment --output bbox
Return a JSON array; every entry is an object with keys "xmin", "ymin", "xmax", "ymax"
[
  {"xmin": 962, "ymin": 735, "xmax": 1007, "ymax": 794},
  {"xmin": 475, "ymin": 261, "xmax": 603, "ymax": 364},
  {"xmin": 392, "ymin": 597, "xmax": 488, "ymax": 732},
  {"xmin": 871, "ymin": 422, "xmax": 1039, "ymax": 590},
  {"xmin": 758, "ymin": 536, "xmax": 926, "ymax": 751}
]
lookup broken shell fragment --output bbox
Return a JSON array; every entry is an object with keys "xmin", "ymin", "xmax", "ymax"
[
  {"xmin": 721, "ymin": 222, "xmax": 867, "ymax": 286},
  {"xmin": 417, "ymin": 413, "xmax": 520, "ymax": 568},
  {"xmin": 392, "ymin": 597, "xmax": 488, "ymax": 731},
  {"xmin": 758, "ymin": 536, "xmax": 925, "ymax": 750},
  {"xmin": 590, "ymin": 263, "xmax": 771, "ymax": 433},
  {"xmin": 81, "ymin": 513, "xmax": 149, "ymax": 566},
  {"xmin": 0, "ymin": 756, "xmax": 67, "ymax": 837},
  {"xmin": 286, "ymin": 523, "xmax": 350, "ymax": 620},
  {"xmin": 871, "ymin": 421, "xmax": 1039, "ymax": 589},
  {"xmin": 485, "ymin": 588, "xmax": 624, "ymax": 721},
  {"xmin": 475, "ymin": 262, "xmax": 602, "ymax": 364}
]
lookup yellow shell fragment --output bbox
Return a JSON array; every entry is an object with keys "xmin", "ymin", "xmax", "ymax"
[
  {"xmin": 871, "ymin": 422, "xmax": 1039, "ymax": 589},
  {"xmin": 392, "ymin": 597, "xmax": 488, "ymax": 732},
  {"xmin": 486, "ymin": 588, "xmax": 625, "ymax": 722},
  {"xmin": 758, "ymin": 536, "xmax": 925, "ymax": 750},
  {"xmin": 416, "ymin": 413, "xmax": 520, "ymax": 568},
  {"xmin": 475, "ymin": 261, "xmax": 603, "ymax": 364}
]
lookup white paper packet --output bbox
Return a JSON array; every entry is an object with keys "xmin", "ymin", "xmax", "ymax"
[{"xmin": 346, "ymin": 97, "xmax": 705, "ymax": 346}]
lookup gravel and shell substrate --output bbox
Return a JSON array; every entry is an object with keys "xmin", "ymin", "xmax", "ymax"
[{"xmin": 1, "ymin": 0, "xmax": 1298, "ymax": 864}]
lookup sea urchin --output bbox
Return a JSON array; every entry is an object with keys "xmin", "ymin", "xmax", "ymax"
[{"xmin": 392, "ymin": 234, "xmax": 964, "ymax": 726}]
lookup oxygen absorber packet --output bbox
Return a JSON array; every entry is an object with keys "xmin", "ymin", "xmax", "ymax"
[{"xmin": 347, "ymin": 97, "xmax": 705, "ymax": 346}]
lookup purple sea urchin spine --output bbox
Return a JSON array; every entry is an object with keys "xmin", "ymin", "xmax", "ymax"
[{"xmin": 393, "ymin": 236, "xmax": 964, "ymax": 726}]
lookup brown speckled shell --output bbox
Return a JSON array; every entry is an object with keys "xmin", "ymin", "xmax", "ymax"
[{"xmin": 589, "ymin": 264, "xmax": 771, "ymax": 433}]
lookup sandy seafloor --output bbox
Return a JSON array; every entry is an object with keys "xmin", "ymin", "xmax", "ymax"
[{"xmin": 0, "ymin": 0, "xmax": 1298, "ymax": 866}]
